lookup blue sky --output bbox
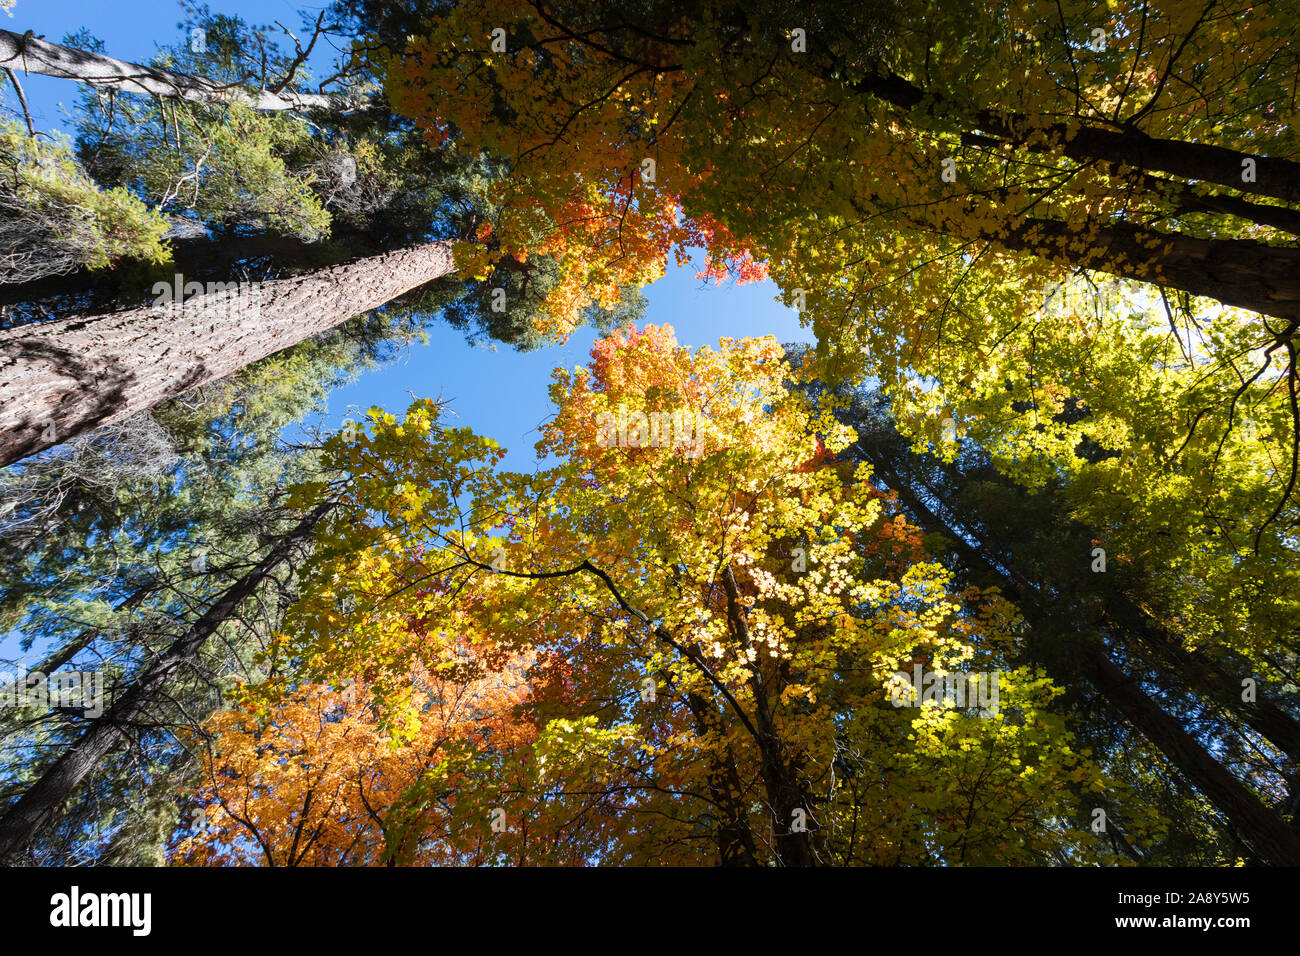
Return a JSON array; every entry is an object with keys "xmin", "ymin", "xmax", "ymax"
[
  {"xmin": 0, "ymin": 1, "xmax": 811, "ymax": 664},
  {"xmin": 6, "ymin": 0, "xmax": 810, "ymax": 473}
]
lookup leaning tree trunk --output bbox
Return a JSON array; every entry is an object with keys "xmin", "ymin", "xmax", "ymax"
[
  {"xmin": 1070, "ymin": 640, "xmax": 1300, "ymax": 867},
  {"xmin": 0, "ymin": 499, "xmax": 335, "ymax": 861},
  {"xmin": 0, "ymin": 28, "xmax": 365, "ymax": 112},
  {"xmin": 988, "ymin": 216, "xmax": 1300, "ymax": 325},
  {"xmin": 0, "ymin": 231, "xmax": 353, "ymax": 306},
  {"xmin": 0, "ymin": 233, "xmax": 345, "ymax": 306},
  {"xmin": 863, "ymin": 453, "xmax": 1300, "ymax": 865},
  {"xmin": 0, "ymin": 240, "xmax": 458, "ymax": 468},
  {"xmin": 848, "ymin": 70, "xmax": 1300, "ymax": 206}
]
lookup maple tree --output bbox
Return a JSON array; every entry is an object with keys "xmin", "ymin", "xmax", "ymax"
[
  {"xmin": 366, "ymin": 4, "xmax": 1300, "ymax": 862},
  {"xmin": 172, "ymin": 656, "xmax": 536, "ymax": 866},
  {"xmin": 4, "ymin": 0, "xmax": 1295, "ymax": 872},
  {"xmin": 380, "ymin": 0, "xmax": 1299, "ymax": 332},
  {"xmin": 0, "ymin": 10, "xmax": 658, "ymax": 467},
  {"xmin": 178, "ymin": 326, "xmax": 1158, "ymax": 865},
  {"xmin": 377, "ymin": 0, "xmax": 1300, "ymax": 517},
  {"xmin": 825, "ymin": 370, "xmax": 1300, "ymax": 863}
]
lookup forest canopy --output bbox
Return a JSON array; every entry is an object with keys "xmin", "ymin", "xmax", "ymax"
[{"xmin": 0, "ymin": 0, "xmax": 1297, "ymax": 869}]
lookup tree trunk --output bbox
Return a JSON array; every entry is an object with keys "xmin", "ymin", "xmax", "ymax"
[
  {"xmin": 1101, "ymin": 597, "xmax": 1300, "ymax": 760},
  {"xmin": 849, "ymin": 69, "xmax": 1300, "ymax": 206},
  {"xmin": 1037, "ymin": 122, "xmax": 1300, "ymax": 208},
  {"xmin": 720, "ymin": 564, "xmax": 817, "ymax": 865},
  {"xmin": 862, "ymin": 452, "xmax": 1300, "ymax": 864},
  {"xmin": 0, "ymin": 499, "xmax": 335, "ymax": 861},
  {"xmin": 684, "ymin": 692, "xmax": 761, "ymax": 866},
  {"xmin": 0, "ymin": 240, "xmax": 458, "ymax": 468},
  {"xmin": 0, "ymin": 28, "xmax": 364, "ymax": 113},
  {"xmin": 880, "ymin": 454, "xmax": 1300, "ymax": 761},
  {"xmin": 1073, "ymin": 641, "xmax": 1300, "ymax": 866},
  {"xmin": 986, "ymin": 215, "xmax": 1300, "ymax": 323}
]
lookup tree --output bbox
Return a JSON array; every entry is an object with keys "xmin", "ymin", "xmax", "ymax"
[
  {"xmin": 0, "ymin": 239, "xmax": 460, "ymax": 468},
  {"xmin": 381, "ymin": 0, "xmax": 1300, "ymax": 328},
  {"xmin": 0, "ymin": 304, "xmax": 424, "ymax": 864},
  {"xmin": 171, "ymin": 660, "xmax": 535, "ymax": 866},
  {"xmin": 210, "ymin": 326, "xmax": 1147, "ymax": 865},
  {"xmin": 816, "ymin": 368, "xmax": 1300, "ymax": 864},
  {"xmin": 0, "ymin": 13, "xmax": 653, "ymax": 466},
  {"xmin": 0, "ymin": 116, "xmax": 169, "ymax": 284},
  {"xmin": 0, "ymin": 7, "xmax": 654, "ymax": 859},
  {"xmin": 0, "ymin": 497, "xmax": 335, "ymax": 860},
  {"xmin": 373, "ymin": 3, "xmax": 1300, "ymax": 806},
  {"xmin": 377, "ymin": 0, "xmax": 1300, "ymax": 490},
  {"xmin": 0, "ymin": 26, "xmax": 363, "ymax": 113}
]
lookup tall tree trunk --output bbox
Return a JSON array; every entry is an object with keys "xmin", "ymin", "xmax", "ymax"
[
  {"xmin": 0, "ymin": 240, "xmax": 458, "ymax": 468},
  {"xmin": 683, "ymin": 692, "xmax": 761, "ymax": 866},
  {"xmin": 1101, "ymin": 597, "xmax": 1300, "ymax": 759},
  {"xmin": 720, "ymin": 564, "xmax": 817, "ymax": 866},
  {"xmin": 848, "ymin": 69, "xmax": 1300, "ymax": 206},
  {"xmin": 846, "ymin": 186, "xmax": 1300, "ymax": 324},
  {"xmin": 0, "ymin": 499, "xmax": 335, "ymax": 861},
  {"xmin": 0, "ymin": 28, "xmax": 364, "ymax": 112},
  {"xmin": 862, "ymin": 452, "xmax": 1300, "ymax": 864},
  {"xmin": 986, "ymin": 216, "xmax": 1300, "ymax": 324},
  {"xmin": 872, "ymin": 449, "xmax": 1300, "ymax": 760},
  {"xmin": 1072, "ymin": 641, "xmax": 1300, "ymax": 866}
]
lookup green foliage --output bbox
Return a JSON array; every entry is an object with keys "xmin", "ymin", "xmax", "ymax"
[
  {"xmin": 0, "ymin": 118, "xmax": 170, "ymax": 281},
  {"xmin": 815, "ymin": 364, "xmax": 1294, "ymax": 864},
  {"xmin": 72, "ymin": 64, "xmax": 331, "ymax": 240},
  {"xmin": 0, "ymin": 305, "xmax": 423, "ymax": 863}
]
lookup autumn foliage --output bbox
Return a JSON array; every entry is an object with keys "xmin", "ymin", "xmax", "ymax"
[{"xmin": 177, "ymin": 327, "xmax": 1156, "ymax": 865}]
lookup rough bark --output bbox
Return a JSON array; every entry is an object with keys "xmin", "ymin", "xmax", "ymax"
[
  {"xmin": 0, "ymin": 28, "xmax": 366, "ymax": 113},
  {"xmin": 0, "ymin": 499, "xmax": 335, "ymax": 861},
  {"xmin": 721, "ymin": 564, "xmax": 817, "ymax": 866},
  {"xmin": 0, "ymin": 240, "xmax": 458, "ymax": 468},
  {"xmin": 848, "ymin": 69, "xmax": 1300, "ymax": 206},
  {"xmin": 862, "ymin": 451, "xmax": 1300, "ymax": 864}
]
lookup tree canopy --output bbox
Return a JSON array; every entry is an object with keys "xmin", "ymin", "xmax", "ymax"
[{"xmin": 0, "ymin": 0, "xmax": 1296, "ymax": 870}]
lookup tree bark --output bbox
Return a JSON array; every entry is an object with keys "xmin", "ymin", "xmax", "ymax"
[
  {"xmin": 0, "ymin": 240, "xmax": 458, "ymax": 468},
  {"xmin": 861, "ymin": 451, "xmax": 1300, "ymax": 864},
  {"xmin": 0, "ymin": 28, "xmax": 365, "ymax": 113},
  {"xmin": 683, "ymin": 692, "xmax": 761, "ymax": 866},
  {"xmin": 848, "ymin": 69, "xmax": 1300, "ymax": 206},
  {"xmin": 0, "ymin": 499, "xmax": 335, "ymax": 861},
  {"xmin": 876, "ymin": 453, "xmax": 1300, "ymax": 761},
  {"xmin": 1073, "ymin": 641, "xmax": 1300, "ymax": 866},
  {"xmin": 984, "ymin": 215, "xmax": 1300, "ymax": 323},
  {"xmin": 720, "ymin": 564, "xmax": 817, "ymax": 865}
]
